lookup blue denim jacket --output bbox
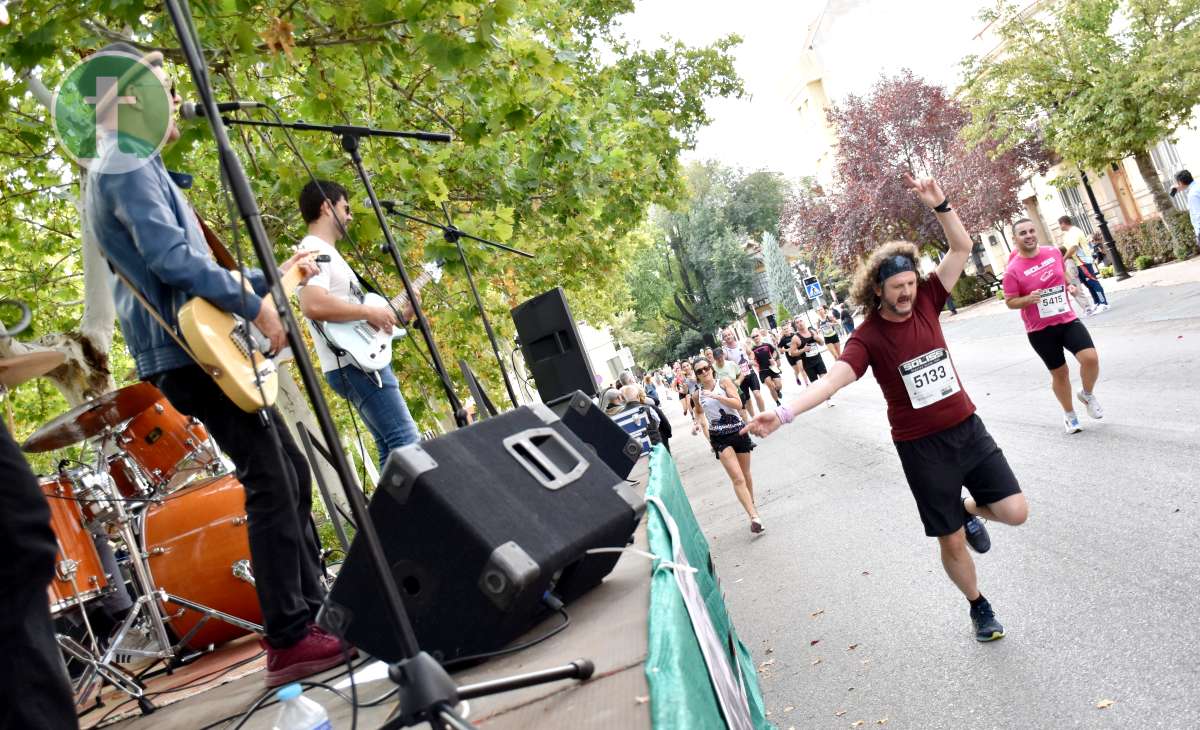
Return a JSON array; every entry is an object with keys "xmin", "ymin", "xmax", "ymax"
[{"xmin": 85, "ymin": 142, "xmax": 268, "ymax": 379}]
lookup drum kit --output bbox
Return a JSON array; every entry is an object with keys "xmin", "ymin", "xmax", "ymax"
[{"xmin": 5, "ymin": 354, "xmax": 267, "ymax": 712}]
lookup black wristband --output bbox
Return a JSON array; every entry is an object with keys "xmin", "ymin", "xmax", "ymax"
[{"xmin": 933, "ymin": 196, "xmax": 952, "ymax": 213}]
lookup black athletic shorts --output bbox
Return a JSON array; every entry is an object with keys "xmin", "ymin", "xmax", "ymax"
[
  {"xmin": 738, "ymin": 370, "xmax": 761, "ymax": 403},
  {"xmin": 761, "ymin": 367, "xmax": 782, "ymax": 382},
  {"xmin": 823, "ymin": 332, "xmax": 840, "ymax": 344},
  {"xmin": 710, "ymin": 429, "xmax": 754, "ymax": 459},
  {"xmin": 1027, "ymin": 319, "xmax": 1095, "ymax": 370},
  {"xmin": 894, "ymin": 414, "xmax": 1022, "ymax": 537},
  {"xmin": 785, "ymin": 353, "xmax": 803, "ymax": 366},
  {"xmin": 803, "ymin": 355, "xmax": 827, "ymax": 381}
]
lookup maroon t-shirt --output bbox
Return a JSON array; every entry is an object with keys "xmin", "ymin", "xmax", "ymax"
[{"xmin": 838, "ymin": 276, "xmax": 975, "ymax": 441}]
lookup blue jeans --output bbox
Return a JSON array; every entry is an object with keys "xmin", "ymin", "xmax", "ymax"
[
  {"xmin": 1080, "ymin": 263, "xmax": 1107, "ymax": 306},
  {"xmin": 326, "ymin": 364, "xmax": 420, "ymax": 469}
]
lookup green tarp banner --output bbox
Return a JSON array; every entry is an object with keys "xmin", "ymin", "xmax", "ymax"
[{"xmin": 644, "ymin": 446, "xmax": 774, "ymax": 729}]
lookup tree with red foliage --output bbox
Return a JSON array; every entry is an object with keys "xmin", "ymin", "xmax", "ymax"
[{"xmin": 781, "ymin": 70, "xmax": 1049, "ymax": 266}]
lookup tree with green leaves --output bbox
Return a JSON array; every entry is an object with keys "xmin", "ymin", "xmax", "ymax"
[
  {"xmin": 623, "ymin": 161, "xmax": 789, "ymax": 361},
  {"xmin": 760, "ymin": 231, "xmax": 801, "ymax": 320},
  {"xmin": 960, "ymin": 0, "xmax": 1200, "ymax": 214},
  {"xmin": 0, "ymin": 1, "xmax": 742, "ymax": 471}
]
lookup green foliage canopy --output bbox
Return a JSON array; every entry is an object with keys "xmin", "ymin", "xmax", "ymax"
[{"xmin": 0, "ymin": 0, "xmax": 742, "ymax": 457}]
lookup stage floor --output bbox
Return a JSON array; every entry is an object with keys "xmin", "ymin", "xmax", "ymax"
[{"xmin": 92, "ymin": 461, "xmax": 652, "ymax": 729}]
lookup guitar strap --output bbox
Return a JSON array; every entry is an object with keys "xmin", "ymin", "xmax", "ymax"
[{"xmin": 97, "ymin": 244, "xmax": 221, "ymax": 380}]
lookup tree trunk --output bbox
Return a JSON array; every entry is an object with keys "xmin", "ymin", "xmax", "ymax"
[
  {"xmin": 1132, "ymin": 147, "xmax": 1174, "ymax": 216},
  {"xmin": 3, "ymin": 74, "xmax": 117, "ymax": 407}
]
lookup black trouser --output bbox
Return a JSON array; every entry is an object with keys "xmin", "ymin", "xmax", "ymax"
[
  {"xmin": 151, "ymin": 365, "xmax": 323, "ymax": 648},
  {"xmin": 0, "ymin": 422, "xmax": 78, "ymax": 730}
]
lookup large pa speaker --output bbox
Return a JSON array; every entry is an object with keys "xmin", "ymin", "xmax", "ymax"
[
  {"xmin": 548, "ymin": 390, "xmax": 640, "ymax": 479},
  {"xmin": 511, "ymin": 287, "xmax": 597, "ymax": 402},
  {"xmin": 319, "ymin": 404, "xmax": 644, "ymax": 663}
]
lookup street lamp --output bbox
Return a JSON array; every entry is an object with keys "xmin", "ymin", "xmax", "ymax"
[
  {"xmin": 1079, "ymin": 168, "xmax": 1131, "ymax": 281},
  {"xmin": 746, "ymin": 296, "xmax": 761, "ymax": 330}
]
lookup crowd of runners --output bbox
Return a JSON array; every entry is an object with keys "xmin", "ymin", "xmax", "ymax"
[{"xmin": 647, "ymin": 174, "xmax": 1107, "ymax": 644}]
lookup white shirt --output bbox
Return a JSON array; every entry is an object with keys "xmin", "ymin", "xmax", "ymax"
[
  {"xmin": 295, "ymin": 234, "xmax": 364, "ymax": 373},
  {"xmin": 1187, "ymin": 184, "xmax": 1200, "ymax": 238},
  {"xmin": 1062, "ymin": 226, "xmax": 1092, "ymax": 265}
]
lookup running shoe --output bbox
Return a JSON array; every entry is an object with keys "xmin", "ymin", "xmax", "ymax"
[
  {"xmin": 1083, "ymin": 306, "xmax": 1095, "ymax": 317},
  {"xmin": 962, "ymin": 505, "xmax": 991, "ymax": 554},
  {"xmin": 1063, "ymin": 412, "xmax": 1082, "ymax": 434},
  {"xmin": 969, "ymin": 599, "xmax": 1005, "ymax": 642},
  {"xmin": 1077, "ymin": 390, "xmax": 1104, "ymax": 419},
  {"xmin": 1093, "ymin": 303, "xmax": 1110, "ymax": 314},
  {"xmin": 750, "ymin": 518, "xmax": 765, "ymax": 534}
]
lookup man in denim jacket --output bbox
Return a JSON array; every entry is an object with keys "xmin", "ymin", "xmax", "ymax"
[{"xmin": 82, "ymin": 44, "xmax": 346, "ymax": 687}]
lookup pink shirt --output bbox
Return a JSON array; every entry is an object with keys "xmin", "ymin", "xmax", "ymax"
[{"xmin": 1002, "ymin": 246, "xmax": 1078, "ymax": 333}]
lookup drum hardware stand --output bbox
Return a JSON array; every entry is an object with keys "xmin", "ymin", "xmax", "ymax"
[{"xmin": 167, "ymin": 3, "xmax": 595, "ymax": 726}]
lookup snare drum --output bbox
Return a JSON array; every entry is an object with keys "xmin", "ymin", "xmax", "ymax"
[
  {"xmin": 41, "ymin": 476, "xmax": 109, "ymax": 613},
  {"xmin": 142, "ymin": 475, "xmax": 262, "ymax": 649},
  {"xmin": 112, "ymin": 398, "xmax": 221, "ymax": 496}
]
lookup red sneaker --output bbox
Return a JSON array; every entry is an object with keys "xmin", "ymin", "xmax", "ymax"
[
  {"xmin": 310, "ymin": 624, "xmax": 359, "ymax": 659},
  {"xmin": 263, "ymin": 627, "xmax": 346, "ymax": 688}
]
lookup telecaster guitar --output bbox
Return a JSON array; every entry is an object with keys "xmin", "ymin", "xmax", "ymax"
[
  {"xmin": 319, "ymin": 263, "xmax": 442, "ymax": 372},
  {"xmin": 177, "ymin": 255, "xmax": 324, "ymax": 413}
]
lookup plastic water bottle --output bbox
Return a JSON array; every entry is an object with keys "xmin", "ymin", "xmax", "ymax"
[{"xmin": 272, "ymin": 683, "xmax": 332, "ymax": 730}]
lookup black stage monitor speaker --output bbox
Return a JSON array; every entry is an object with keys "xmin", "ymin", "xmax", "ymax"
[
  {"xmin": 548, "ymin": 390, "xmax": 640, "ymax": 479},
  {"xmin": 511, "ymin": 287, "xmax": 597, "ymax": 402},
  {"xmin": 320, "ymin": 404, "xmax": 644, "ymax": 664}
]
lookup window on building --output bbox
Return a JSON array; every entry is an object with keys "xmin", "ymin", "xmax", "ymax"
[
  {"xmin": 1058, "ymin": 186, "xmax": 1095, "ymax": 235},
  {"xmin": 752, "ymin": 269, "xmax": 770, "ymax": 303},
  {"xmin": 1150, "ymin": 139, "xmax": 1188, "ymax": 212}
]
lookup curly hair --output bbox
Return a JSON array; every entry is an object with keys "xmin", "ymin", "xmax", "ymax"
[{"xmin": 848, "ymin": 241, "xmax": 923, "ymax": 313}]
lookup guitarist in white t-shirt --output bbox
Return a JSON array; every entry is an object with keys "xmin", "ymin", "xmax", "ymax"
[{"xmin": 295, "ymin": 180, "xmax": 420, "ymax": 466}]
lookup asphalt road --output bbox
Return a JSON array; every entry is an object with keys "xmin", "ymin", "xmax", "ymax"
[{"xmin": 665, "ymin": 281, "xmax": 1200, "ymax": 729}]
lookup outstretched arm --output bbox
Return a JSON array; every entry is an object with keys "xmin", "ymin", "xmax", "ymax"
[
  {"xmin": 904, "ymin": 173, "xmax": 973, "ymax": 293},
  {"xmin": 741, "ymin": 360, "xmax": 858, "ymax": 437}
]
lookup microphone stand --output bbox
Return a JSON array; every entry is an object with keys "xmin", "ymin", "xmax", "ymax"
[
  {"xmin": 223, "ymin": 116, "xmax": 467, "ymax": 426},
  {"xmin": 381, "ymin": 201, "xmax": 527, "ymax": 409},
  {"xmin": 162, "ymin": 6, "xmax": 594, "ymax": 725}
]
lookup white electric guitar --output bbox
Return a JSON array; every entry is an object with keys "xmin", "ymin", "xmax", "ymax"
[{"xmin": 319, "ymin": 262, "xmax": 442, "ymax": 372}]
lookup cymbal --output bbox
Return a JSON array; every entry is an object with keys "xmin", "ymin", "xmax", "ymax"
[
  {"xmin": 22, "ymin": 381, "xmax": 163, "ymax": 453},
  {"xmin": 0, "ymin": 351, "xmax": 65, "ymax": 389}
]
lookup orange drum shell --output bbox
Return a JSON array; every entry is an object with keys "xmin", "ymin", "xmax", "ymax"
[
  {"xmin": 119, "ymin": 399, "xmax": 212, "ymax": 491},
  {"xmin": 143, "ymin": 474, "xmax": 262, "ymax": 650},
  {"xmin": 41, "ymin": 476, "xmax": 108, "ymax": 612}
]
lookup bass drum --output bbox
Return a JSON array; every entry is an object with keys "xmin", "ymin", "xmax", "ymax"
[{"xmin": 142, "ymin": 475, "xmax": 262, "ymax": 650}]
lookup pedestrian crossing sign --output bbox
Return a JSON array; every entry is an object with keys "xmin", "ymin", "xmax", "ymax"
[{"xmin": 803, "ymin": 277, "xmax": 823, "ymax": 300}]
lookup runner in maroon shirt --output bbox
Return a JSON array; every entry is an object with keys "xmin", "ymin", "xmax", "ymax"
[{"xmin": 742, "ymin": 174, "xmax": 1030, "ymax": 643}]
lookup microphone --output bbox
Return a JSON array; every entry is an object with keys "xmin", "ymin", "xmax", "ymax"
[{"xmin": 180, "ymin": 101, "xmax": 264, "ymax": 120}]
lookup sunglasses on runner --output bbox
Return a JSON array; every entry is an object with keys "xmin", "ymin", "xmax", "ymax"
[{"xmin": 694, "ymin": 366, "xmax": 711, "ymax": 374}]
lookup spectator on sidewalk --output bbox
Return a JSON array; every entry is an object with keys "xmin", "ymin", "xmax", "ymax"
[
  {"xmin": 1174, "ymin": 169, "xmax": 1200, "ymax": 252},
  {"xmin": 1060, "ymin": 215, "xmax": 1110, "ymax": 313},
  {"xmin": 1058, "ymin": 245, "xmax": 1095, "ymax": 315}
]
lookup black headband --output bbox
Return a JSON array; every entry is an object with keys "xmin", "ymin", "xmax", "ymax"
[{"xmin": 876, "ymin": 255, "xmax": 916, "ymax": 284}]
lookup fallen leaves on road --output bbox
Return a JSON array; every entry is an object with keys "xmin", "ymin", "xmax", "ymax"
[
  {"xmin": 834, "ymin": 710, "xmax": 847, "ymax": 717},
  {"xmin": 847, "ymin": 644, "xmax": 860, "ymax": 651},
  {"xmin": 759, "ymin": 658, "xmax": 775, "ymax": 670},
  {"xmin": 861, "ymin": 571, "xmax": 871, "ymax": 576},
  {"xmin": 851, "ymin": 721, "xmax": 865, "ymax": 728},
  {"xmin": 877, "ymin": 719, "xmax": 889, "ymax": 725},
  {"xmin": 634, "ymin": 695, "xmax": 649, "ymax": 705},
  {"xmin": 1097, "ymin": 699, "xmax": 1115, "ymax": 709},
  {"xmin": 810, "ymin": 639, "xmax": 821, "ymax": 646},
  {"xmin": 783, "ymin": 706, "xmax": 794, "ymax": 713},
  {"xmin": 812, "ymin": 657, "xmax": 823, "ymax": 665},
  {"xmin": 810, "ymin": 609, "xmax": 825, "ymax": 618},
  {"xmin": 766, "ymin": 647, "xmax": 775, "ymax": 654}
]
